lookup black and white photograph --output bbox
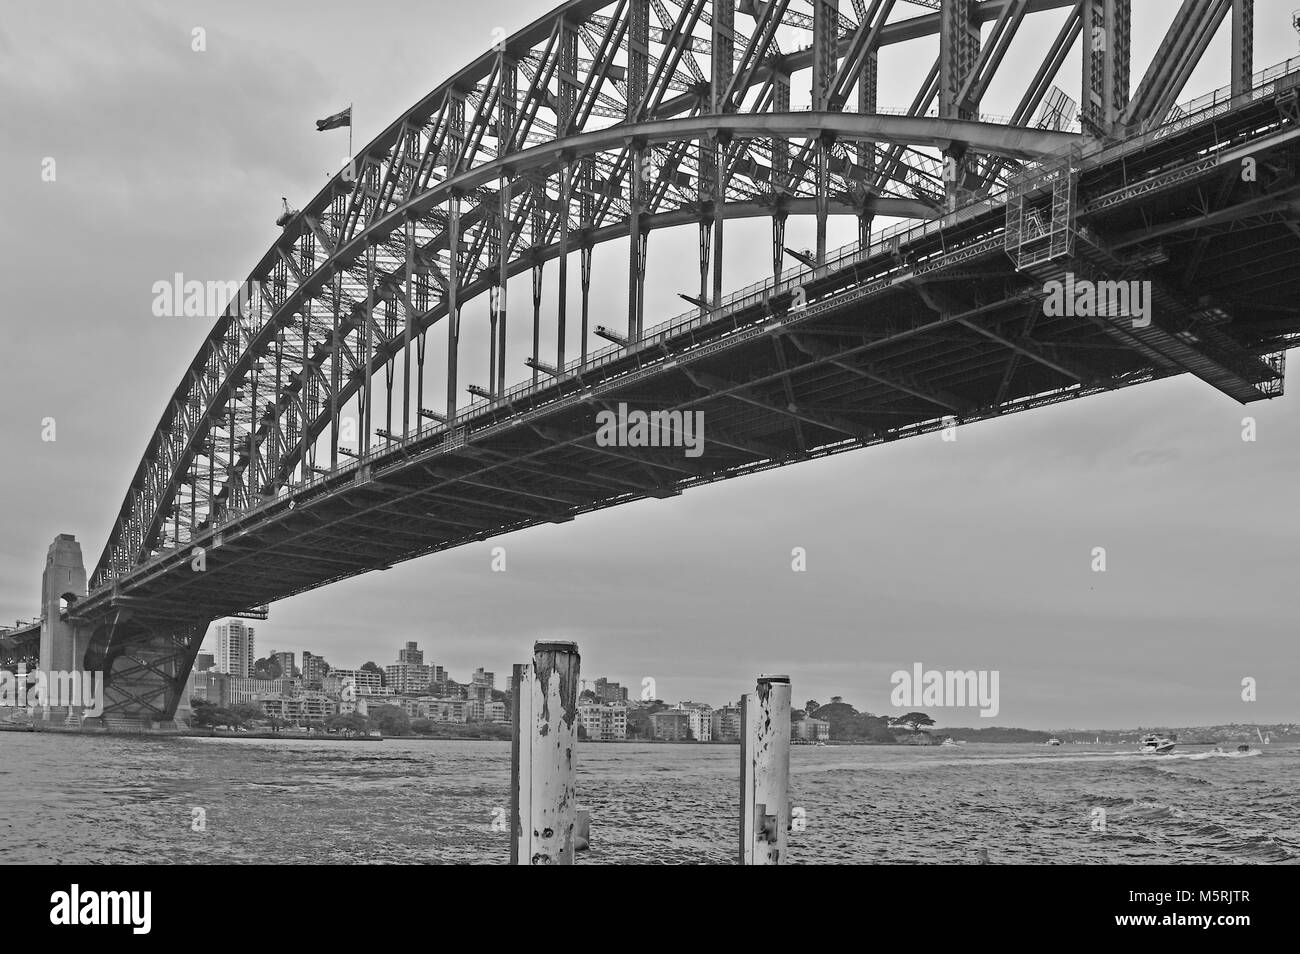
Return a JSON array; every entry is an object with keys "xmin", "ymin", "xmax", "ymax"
[{"xmin": 1, "ymin": 0, "xmax": 1297, "ymax": 916}]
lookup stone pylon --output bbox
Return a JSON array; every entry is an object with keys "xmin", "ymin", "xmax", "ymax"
[{"xmin": 37, "ymin": 534, "xmax": 92, "ymax": 723}]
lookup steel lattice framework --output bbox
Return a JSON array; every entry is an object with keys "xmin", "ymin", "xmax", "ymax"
[
  {"xmin": 91, "ymin": 0, "xmax": 1127, "ymax": 590},
  {"xmin": 50, "ymin": 0, "xmax": 1300, "ymax": 723}
]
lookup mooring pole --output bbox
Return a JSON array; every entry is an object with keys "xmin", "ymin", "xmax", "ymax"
[
  {"xmin": 510, "ymin": 641, "xmax": 581, "ymax": 864},
  {"xmin": 739, "ymin": 674, "xmax": 791, "ymax": 865}
]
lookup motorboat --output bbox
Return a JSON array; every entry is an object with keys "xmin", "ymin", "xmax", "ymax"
[
  {"xmin": 1138, "ymin": 734, "xmax": 1176, "ymax": 754},
  {"xmin": 1047, "ymin": 737, "xmax": 1062, "ymax": 746},
  {"xmin": 941, "ymin": 737, "xmax": 959, "ymax": 747}
]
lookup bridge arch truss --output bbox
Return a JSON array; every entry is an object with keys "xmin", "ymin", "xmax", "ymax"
[{"xmin": 92, "ymin": 0, "xmax": 1263, "ymax": 594}]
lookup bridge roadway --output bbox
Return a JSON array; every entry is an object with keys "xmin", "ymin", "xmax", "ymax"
[{"xmin": 66, "ymin": 68, "xmax": 1300, "ymax": 645}]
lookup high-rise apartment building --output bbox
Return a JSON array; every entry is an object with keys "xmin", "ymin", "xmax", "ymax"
[
  {"xmin": 301, "ymin": 652, "xmax": 329, "ymax": 689},
  {"xmin": 213, "ymin": 620, "xmax": 256, "ymax": 677},
  {"xmin": 594, "ymin": 677, "xmax": 629, "ymax": 704},
  {"xmin": 386, "ymin": 661, "xmax": 432, "ymax": 694},
  {"xmin": 272, "ymin": 651, "xmax": 296, "ymax": 677},
  {"xmin": 386, "ymin": 641, "xmax": 432, "ymax": 694}
]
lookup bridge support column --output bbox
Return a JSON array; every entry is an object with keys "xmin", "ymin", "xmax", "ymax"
[
  {"xmin": 496, "ymin": 176, "xmax": 512, "ymax": 396},
  {"xmin": 579, "ymin": 244, "xmax": 592, "ymax": 365},
  {"xmin": 712, "ymin": 137, "xmax": 726, "ymax": 307},
  {"xmin": 556, "ymin": 164, "xmax": 570, "ymax": 371},
  {"xmin": 812, "ymin": 0, "xmax": 837, "ymax": 265},
  {"xmin": 940, "ymin": 0, "xmax": 980, "ymax": 209},
  {"xmin": 698, "ymin": 218, "xmax": 711, "ymax": 316},
  {"xmin": 531, "ymin": 257, "xmax": 544, "ymax": 385},
  {"xmin": 627, "ymin": 141, "xmax": 647, "ymax": 343},
  {"xmin": 740, "ymin": 674, "xmax": 791, "ymax": 865},
  {"xmin": 1231, "ymin": 0, "xmax": 1253, "ymax": 96},
  {"xmin": 510, "ymin": 641, "xmax": 580, "ymax": 864},
  {"xmin": 446, "ymin": 197, "xmax": 461, "ymax": 419},
  {"xmin": 1083, "ymin": 0, "xmax": 1131, "ymax": 137}
]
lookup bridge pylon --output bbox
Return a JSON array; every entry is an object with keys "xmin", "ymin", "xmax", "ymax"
[
  {"xmin": 35, "ymin": 535, "xmax": 91, "ymax": 725},
  {"xmin": 35, "ymin": 534, "xmax": 206, "ymax": 730}
]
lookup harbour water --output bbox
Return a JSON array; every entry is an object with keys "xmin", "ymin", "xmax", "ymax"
[{"xmin": 1, "ymin": 735, "xmax": 1296, "ymax": 864}]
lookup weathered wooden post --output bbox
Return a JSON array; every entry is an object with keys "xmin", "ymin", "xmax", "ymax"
[
  {"xmin": 739, "ymin": 674, "xmax": 791, "ymax": 865},
  {"xmin": 510, "ymin": 641, "xmax": 580, "ymax": 864}
]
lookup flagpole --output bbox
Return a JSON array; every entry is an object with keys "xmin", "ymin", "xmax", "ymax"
[{"xmin": 348, "ymin": 102, "xmax": 353, "ymax": 160}]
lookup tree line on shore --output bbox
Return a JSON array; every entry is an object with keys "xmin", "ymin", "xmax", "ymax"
[{"xmin": 188, "ymin": 699, "xmax": 511, "ymax": 740}]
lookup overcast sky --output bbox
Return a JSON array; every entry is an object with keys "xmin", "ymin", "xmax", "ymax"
[{"xmin": 2, "ymin": 0, "xmax": 1298, "ymax": 729}]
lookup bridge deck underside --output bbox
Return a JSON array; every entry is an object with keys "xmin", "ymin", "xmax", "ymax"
[{"xmin": 69, "ymin": 89, "xmax": 1300, "ymax": 634}]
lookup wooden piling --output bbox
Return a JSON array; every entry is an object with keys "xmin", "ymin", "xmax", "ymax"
[
  {"xmin": 739, "ymin": 674, "xmax": 791, "ymax": 865},
  {"xmin": 510, "ymin": 641, "xmax": 580, "ymax": 864}
]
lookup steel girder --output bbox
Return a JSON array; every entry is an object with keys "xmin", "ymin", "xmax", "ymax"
[{"xmin": 89, "ymin": 0, "xmax": 1249, "ymax": 598}]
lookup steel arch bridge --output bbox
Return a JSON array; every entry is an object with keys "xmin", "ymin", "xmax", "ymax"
[{"xmin": 11, "ymin": 0, "xmax": 1300, "ymax": 725}]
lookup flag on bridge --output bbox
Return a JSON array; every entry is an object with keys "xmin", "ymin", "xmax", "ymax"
[{"xmin": 316, "ymin": 106, "xmax": 352, "ymax": 131}]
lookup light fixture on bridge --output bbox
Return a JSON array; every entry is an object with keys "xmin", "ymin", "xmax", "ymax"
[
  {"xmin": 467, "ymin": 383, "xmax": 491, "ymax": 399},
  {"xmin": 677, "ymin": 293, "xmax": 708, "ymax": 309},
  {"xmin": 418, "ymin": 408, "xmax": 447, "ymax": 423},
  {"xmin": 525, "ymin": 356, "xmax": 558, "ymax": 377},
  {"xmin": 594, "ymin": 325, "xmax": 627, "ymax": 346},
  {"xmin": 783, "ymin": 247, "xmax": 817, "ymax": 269}
]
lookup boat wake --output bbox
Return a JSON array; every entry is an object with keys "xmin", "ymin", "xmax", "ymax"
[{"xmin": 1178, "ymin": 748, "xmax": 1262, "ymax": 761}]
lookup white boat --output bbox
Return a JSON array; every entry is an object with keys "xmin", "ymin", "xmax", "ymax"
[
  {"xmin": 941, "ymin": 737, "xmax": 959, "ymax": 747},
  {"xmin": 1047, "ymin": 737, "xmax": 1062, "ymax": 746},
  {"xmin": 1138, "ymin": 734, "xmax": 1176, "ymax": 754}
]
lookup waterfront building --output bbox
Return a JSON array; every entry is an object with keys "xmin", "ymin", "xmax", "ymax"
[
  {"xmin": 195, "ymin": 672, "xmax": 297, "ymax": 708},
  {"xmin": 427, "ymin": 699, "xmax": 467, "ymax": 723},
  {"xmin": 675, "ymin": 702, "xmax": 713, "ymax": 741},
  {"xmin": 649, "ymin": 710, "xmax": 692, "ymax": 741},
  {"xmin": 711, "ymin": 704, "xmax": 742, "ymax": 743},
  {"xmin": 258, "ymin": 691, "xmax": 335, "ymax": 726},
  {"xmin": 794, "ymin": 717, "xmax": 831, "ymax": 741},
  {"xmin": 579, "ymin": 703, "xmax": 628, "ymax": 740},
  {"xmin": 484, "ymin": 700, "xmax": 508, "ymax": 723},
  {"xmin": 229, "ymin": 675, "xmax": 296, "ymax": 706}
]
